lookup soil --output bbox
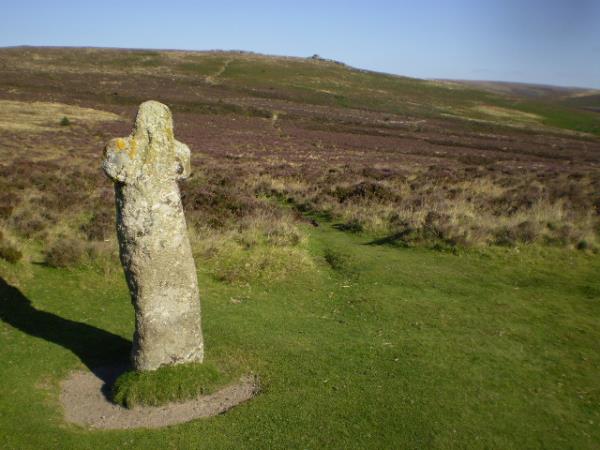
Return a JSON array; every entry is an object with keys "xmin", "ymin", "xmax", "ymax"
[{"xmin": 60, "ymin": 365, "xmax": 258, "ymax": 429}]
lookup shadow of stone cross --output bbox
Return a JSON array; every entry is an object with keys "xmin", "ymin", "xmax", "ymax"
[{"xmin": 0, "ymin": 276, "xmax": 131, "ymax": 383}]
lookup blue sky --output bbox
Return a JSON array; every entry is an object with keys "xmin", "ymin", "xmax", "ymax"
[{"xmin": 1, "ymin": 0, "xmax": 599, "ymax": 88}]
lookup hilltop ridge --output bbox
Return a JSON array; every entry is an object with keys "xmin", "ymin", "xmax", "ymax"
[{"xmin": 1, "ymin": 46, "xmax": 599, "ymax": 136}]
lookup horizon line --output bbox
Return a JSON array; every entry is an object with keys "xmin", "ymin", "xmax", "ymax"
[{"xmin": 2, "ymin": 44, "xmax": 599, "ymax": 92}]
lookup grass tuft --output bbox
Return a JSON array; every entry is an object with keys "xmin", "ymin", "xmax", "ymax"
[{"xmin": 111, "ymin": 362, "xmax": 232, "ymax": 409}]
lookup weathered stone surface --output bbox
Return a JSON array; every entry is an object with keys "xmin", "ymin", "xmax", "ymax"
[{"xmin": 102, "ymin": 101, "xmax": 203, "ymax": 371}]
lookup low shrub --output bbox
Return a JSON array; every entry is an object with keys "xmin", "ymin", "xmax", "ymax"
[
  {"xmin": 514, "ymin": 221, "xmax": 539, "ymax": 243},
  {"xmin": 45, "ymin": 238, "xmax": 87, "ymax": 268},
  {"xmin": 85, "ymin": 240, "xmax": 120, "ymax": 273},
  {"xmin": 333, "ymin": 181, "xmax": 395, "ymax": 203},
  {"xmin": 494, "ymin": 227, "xmax": 517, "ymax": 247},
  {"xmin": 0, "ymin": 193, "xmax": 18, "ymax": 219},
  {"xmin": 81, "ymin": 209, "xmax": 114, "ymax": 241},
  {"xmin": 11, "ymin": 212, "xmax": 46, "ymax": 238},
  {"xmin": 0, "ymin": 242, "xmax": 22, "ymax": 264}
]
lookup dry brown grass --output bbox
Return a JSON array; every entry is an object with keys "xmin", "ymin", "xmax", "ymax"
[
  {"xmin": 0, "ymin": 100, "xmax": 122, "ymax": 132},
  {"xmin": 472, "ymin": 105, "xmax": 542, "ymax": 122},
  {"xmin": 189, "ymin": 211, "xmax": 314, "ymax": 283},
  {"xmin": 262, "ymin": 169, "xmax": 599, "ymax": 250}
]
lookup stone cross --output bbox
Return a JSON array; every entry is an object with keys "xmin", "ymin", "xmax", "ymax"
[{"xmin": 102, "ymin": 101, "xmax": 203, "ymax": 371}]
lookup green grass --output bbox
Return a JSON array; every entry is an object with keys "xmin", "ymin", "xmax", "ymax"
[
  {"xmin": 177, "ymin": 55, "xmax": 232, "ymax": 77},
  {"xmin": 112, "ymin": 362, "xmax": 232, "ymax": 408},
  {"xmin": 217, "ymin": 56, "xmax": 501, "ymax": 116},
  {"xmin": 493, "ymin": 98, "xmax": 600, "ymax": 136},
  {"xmin": 174, "ymin": 52, "xmax": 600, "ymax": 135},
  {"xmin": 323, "ymin": 247, "xmax": 358, "ymax": 277},
  {"xmin": 0, "ymin": 221, "xmax": 599, "ymax": 448}
]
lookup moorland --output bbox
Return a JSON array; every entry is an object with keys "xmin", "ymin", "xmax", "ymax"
[{"xmin": 0, "ymin": 47, "xmax": 599, "ymax": 449}]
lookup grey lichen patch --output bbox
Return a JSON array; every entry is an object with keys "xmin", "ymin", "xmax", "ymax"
[{"xmin": 103, "ymin": 101, "xmax": 203, "ymax": 371}]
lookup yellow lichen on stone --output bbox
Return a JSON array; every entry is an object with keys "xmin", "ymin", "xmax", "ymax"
[
  {"xmin": 128, "ymin": 138, "xmax": 138, "ymax": 159},
  {"xmin": 116, "ymin": 138, "xmax": 126, "ymax": 150},
  {"xmin": 166, "ymin": 126, "xmax": 174, "ymax": 141}
]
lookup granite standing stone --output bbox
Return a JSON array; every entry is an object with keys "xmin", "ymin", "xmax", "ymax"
[{"xmin": 102, "ymin": 101, "xmax": 203, "ymax": 371}]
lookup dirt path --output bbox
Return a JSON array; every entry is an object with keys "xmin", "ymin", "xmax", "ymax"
[
  {"xmin": 206, "ymin": 59, "xmax": 232, "ymax": 85},
  {"xmin": 60, "ymin": 365, "xmax": 258, "ymax": 429}
]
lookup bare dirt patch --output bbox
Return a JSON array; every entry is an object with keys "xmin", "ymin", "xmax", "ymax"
[{"xmin": 60, "ymin": 365, "xmax": 258, "ymax": 429}]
